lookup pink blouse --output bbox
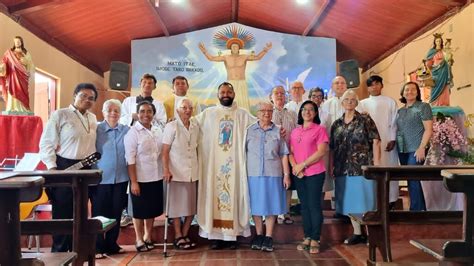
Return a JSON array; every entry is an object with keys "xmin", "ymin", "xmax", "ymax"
[{"xmin": 290, "ymin": 122, "xmax": 329, "ymax": 176}]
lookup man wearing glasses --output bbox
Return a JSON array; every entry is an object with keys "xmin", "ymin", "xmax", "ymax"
[
  {"xmin": 284, "ymin": 81, "xmax": 306, "ymax": 114},
  {"xmin": 39, "ymin": 83, "xmax": 98, "ymax": 252}
]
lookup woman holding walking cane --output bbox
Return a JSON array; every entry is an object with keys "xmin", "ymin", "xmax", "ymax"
[{"xmin": 162, "ymin": 98, "xmax": 200, "ymax": 249}]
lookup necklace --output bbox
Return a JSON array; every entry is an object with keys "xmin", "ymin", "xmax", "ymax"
[
  {"xmin": 74, "ymin": 111, "xmax": 90, "ymax": 134},
  {"xmin": 297, "ymin": 127, "xmax": 305, "ymax": 143}
]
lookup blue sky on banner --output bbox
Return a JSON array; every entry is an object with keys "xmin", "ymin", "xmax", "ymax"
[{"xmin": 131, "ymin": 23, "xmax": 336, "ymax": 103}]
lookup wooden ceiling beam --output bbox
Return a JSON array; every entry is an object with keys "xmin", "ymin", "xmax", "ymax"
[
  {"xmin": 231, "ymin": 0, "xmax": 239, "ymax": 22},
  {"xmin": 9, "ymin": 0, "xmax": 66, "ymax": 16},
  {"xmin": 302, "ymin": 0, "xmax": 332, "ymax": 36},
  {"xmin": 147, "ymin": 0, "xmax": 170, "ymax": 36}
]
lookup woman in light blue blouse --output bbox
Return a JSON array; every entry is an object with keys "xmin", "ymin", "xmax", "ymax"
[
  {"xmin": 90, "ymin": 99, "xmax": 130, "ymax": 258},
  {"xmin": 246, "ymin": 102, "xmax": 291, "ymax": 252}
]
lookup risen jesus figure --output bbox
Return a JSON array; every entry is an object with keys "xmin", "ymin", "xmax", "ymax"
[{"xmin": 198, "ymin": 26, "xmax": 272, "ymax": 110}]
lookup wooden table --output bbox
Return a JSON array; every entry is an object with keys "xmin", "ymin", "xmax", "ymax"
[
  {"xmin": 0, "ymin": 175, "xmax": 44, "ymax": 265},
  {"xmin": 6, "ymin": 170, "xmax": 102, "ymax": 266}
]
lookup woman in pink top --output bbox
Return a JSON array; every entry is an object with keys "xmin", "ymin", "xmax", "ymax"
[{"xmin": 289, "ymin": 100, "xmax": 329, "ymax": 254}]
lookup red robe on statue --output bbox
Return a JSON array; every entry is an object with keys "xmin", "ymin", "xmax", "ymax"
[{"xmin": 1, "ymin": 49, "xmax": 31, "ymax": 111}]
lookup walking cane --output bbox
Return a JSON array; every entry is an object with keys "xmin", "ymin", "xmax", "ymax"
[{"xmin": 163, "ymin": 180, "xmax": 171, "ymax": 257}]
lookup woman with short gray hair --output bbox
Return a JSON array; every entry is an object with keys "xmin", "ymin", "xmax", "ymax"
[
  {"xmin": 246, "ymin": 101, "xmax": 290, "ymax": 252},
  {"xmin": 330, "ymin": 89, "xmax": 381, "ymax": 245},
  {"xmin": 90, "ymin": 99, "xmax": 130, "ymax": 258}
]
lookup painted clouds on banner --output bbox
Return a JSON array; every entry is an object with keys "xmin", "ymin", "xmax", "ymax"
[{"xmin": 132, "ymin": 23, "xmax": 336, "ymax": 112}]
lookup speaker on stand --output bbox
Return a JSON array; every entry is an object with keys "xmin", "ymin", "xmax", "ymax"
[
  {"xmin": 109, "ymin": 61, "xmax": 130, "ymax": 90},
  {"xmin": 339, "ymin": 59, "xmax": 360, "ymax": 88}
]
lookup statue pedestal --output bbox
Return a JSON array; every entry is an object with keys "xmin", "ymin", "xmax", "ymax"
[
  {"xmin": 422, "ymin": 106, "xmax": 467, "ymax": 211},
  {"xmin": 2, "ymin": 111, "xmax": 35, "ymax": 116},
  {"xmin": 0, "ymin": 115, "xmax": 43, "ymax": 163}
]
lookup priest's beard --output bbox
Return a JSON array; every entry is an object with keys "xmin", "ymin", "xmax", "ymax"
[{"xmin": 219, "ymin": 97, "xmax": 234, "ymax": 107}]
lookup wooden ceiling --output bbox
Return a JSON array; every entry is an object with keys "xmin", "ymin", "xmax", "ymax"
[{"xmin": 0, "ymin": 0, "xmax": 468, "ymax": 75}]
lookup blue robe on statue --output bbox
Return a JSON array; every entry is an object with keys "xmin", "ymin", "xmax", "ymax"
[{"xmin": 425, "ymin": 48, "xmax": 451, "ymax": 103}]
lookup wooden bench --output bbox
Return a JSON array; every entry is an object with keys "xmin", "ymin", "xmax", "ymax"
[
  {"xmin": 409, "ymin": 169, "xmax": 474, "ymax": 265},
  {"xmin": 0, "ymin": 175, "xmax": 44, "ymax": 265},
  {"xmin": 351, "ymin": 165, "xmax": 474, "ymax": 265},
  {"xmin": 12, "ymin": 170, "xmax": 113, "ymax": 266}
]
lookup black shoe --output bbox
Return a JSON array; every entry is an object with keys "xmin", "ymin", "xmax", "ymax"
[
  {"xmin": 209, "ymin": 240, "xmax": 225, "ymax": 250},
  {"xmin": 261, "ymin": 236, "xmax": 274, "ymax": 252},
  {"xmin": 251, "ymin": 235, "xmax": 264, "ymax": 250},
  {"xmin": 388, "ymin": 202, "xmax": 396, "ymax": 210},
  {"xmin": 344, "ymin": 234, "xmax": 367, "ymax": 245},
  {"xmin": 226, "ymin": 241, "xmax": 238, "ymax": 250}
]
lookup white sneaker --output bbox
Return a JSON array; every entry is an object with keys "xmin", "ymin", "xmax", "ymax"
[
  {"xmin": 120, "ymin": 214, "xmax": 133, "ymax": 227},
  {"xmin": 277, "ymin": 215, "xmax": 285, "ymax": 224}
]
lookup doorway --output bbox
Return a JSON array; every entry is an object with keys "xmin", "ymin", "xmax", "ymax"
[{"xmin": 34, "ymin": 70, "xmax": 57, "ymax": 125}]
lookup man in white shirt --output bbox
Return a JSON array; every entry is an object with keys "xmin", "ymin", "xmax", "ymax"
[
  {"xmin": 39, "ymin": 83, "xmax": 98, "ymax": 252},
  {"xmin": 163, "ymin": 75, "xmax": 201, "ymax": 121},
  {"xmin": 320, "ymin": 76, "xmax": 347, "ymax": 129},
  {"xmin": 284, "ymin": 81, "xmax": 305, "ymax": 114},
  {"xmin": 120, "ymin": 73, "xmax": 167, "ymax": 127},
  {"xmin": 358, "ymin": 75, "xmax": 399, "ymax": 206},
  {"xmin": 320, "ymin": 76, "xmax": 348, "ymax": 213}
]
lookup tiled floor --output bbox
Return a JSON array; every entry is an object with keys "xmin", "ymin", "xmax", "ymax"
[{"xmin": 94, "ymin": 243, "xmax": 350, "ymax": 266}]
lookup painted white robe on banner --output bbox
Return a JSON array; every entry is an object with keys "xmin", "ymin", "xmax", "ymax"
[
  {"xmin": 358, "ymin": 95, "xmax": 400, "ymax": 203},
  {"xmin": 195, "ymin": 102, "xmax": 256, "ymax": 240}
]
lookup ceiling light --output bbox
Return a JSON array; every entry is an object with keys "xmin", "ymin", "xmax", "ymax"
[
  {"xmin": 296, "ymin": 0, "xmax": 309, "ymax": 4},
  {"xmin": 171, "ymin": 0, "xmax": 184, "ymax": 3}
]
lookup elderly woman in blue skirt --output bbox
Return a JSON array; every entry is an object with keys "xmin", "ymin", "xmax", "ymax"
[
  {"xmin": 246, "ymin": 102, "xmax": 291, "ymax": 252},
  {"xmin": 330, "ymin": 89, "xmax": 381, "ymax": 245}
]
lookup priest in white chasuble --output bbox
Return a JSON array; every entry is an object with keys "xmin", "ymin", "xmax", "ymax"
[
  {"xmin": 358, "ymin": 75, "xmax": 400, "ymax": 205},
  {"xmin": 195, "ymin": 82, "xmax": 256, "ymax": 249}
]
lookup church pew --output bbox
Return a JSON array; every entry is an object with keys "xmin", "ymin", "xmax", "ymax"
[
  {"xmin": 409, "ymin": 169, "xmax": 474, "ymax": 265},
  {"xmin": 350, "ymin": 165, "xmax": 474, "ymax": 265},
  {"xmin": 12, "ymin": 170, "xmax": 107, "ymax": 266}
]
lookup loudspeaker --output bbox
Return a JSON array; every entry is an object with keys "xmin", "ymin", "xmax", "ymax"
[
  {"xmin": 109, "ymin": 61, "xmax": 130, "ymax": 90},
  {"xmin": 339, "ymin": 59, "xmax": 360, "ymax": 88}
]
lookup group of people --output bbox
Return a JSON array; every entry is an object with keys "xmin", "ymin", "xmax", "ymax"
[{"xmin": 38, "ymin": 71, "xmax": 433, "ymax": 257}]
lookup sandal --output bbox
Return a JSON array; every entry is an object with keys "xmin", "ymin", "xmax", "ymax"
[
  {"xmin": 297, "ymin": 237, "xmax": 311, "ymax": 251},
  {"xmin": 309, "ymin": 240, "xmax": 320, "ymax": 254},
  {"xmin": 283, "ymin": 215, "xmax": 294, "ymax": 225},
  {"xmin": 144, "ymin": 240, "xmax": 155, "ymax": 250},
  {"xmin": 184, "ymin": 236, "xmax": 197, "ymax": 248},
  {"xmin": 95, "ymin": 253, "xmax": 106, "ymax": 259},
  {"xmin": 135, "ymin": 242, "xmax": 149, "ymax": 252},
  {"xmin": 173, "ymin": 236, "xmax": 191, "ymax": 250}
]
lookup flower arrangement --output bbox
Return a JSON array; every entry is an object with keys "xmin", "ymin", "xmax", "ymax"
[
  {"xmin": 426, "ymin": 112, "xmax": 468, "ymax": 165},
  {"xmin": 447, "ymin": 113, "xmax": 474, "ymax": 164}
]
